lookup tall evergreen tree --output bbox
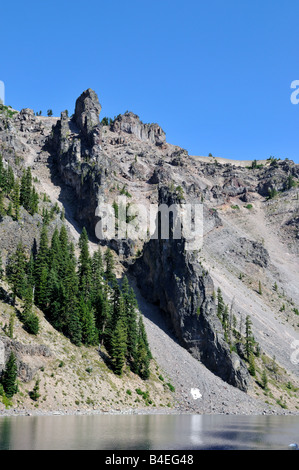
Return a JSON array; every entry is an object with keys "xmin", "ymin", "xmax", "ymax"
[
  {"xmin": 135, "ymin": 315, "xmax": 151, "ymax": 379},
  {"xmin": 110, "ymin": 318, "xmax": 127, "ymax": 375},
  {"xmin": 29, "ymin": 186, "xmax": 39, "ymax": 215},
  {"xmin": 12, "ymin": 179, "xmax": 20, "ymax": 221},
  {"xmin": 78, "ymin": 227, "xmax": 92, "ymax": 299},
  {"xmin": 6, "ymin": 166, "xmax": 15, "ymax": 196},
  {"xmin": 6, "ymin": 241, "xmax": 27, "ymax": 303},
  {"xmin": 7, "ymin": 312, "xmax": 15, "ymax": 339},
  {"xmin": 104, "ymin": 248, "xmax": 115, "ymax": 283},
  {"xmin": 245, "ymin": 315, "xmax": 254, "ymax": 360},
  {"xmin": 217, "ymin": 288, "xmax": 225, "ymax": 321},
  {"xmin": 22, "ymin": 286, "xmax": 40, "ymax": 335},
  {"xmin": 67, "ymin": 304, "xmax": 82, "ymax": 346},
  {"xmin": 34, "ymin": 225, "xmax": 49, "ymax": 309},
  {"xmin": 122, "ymin": 279, "xmax": 138, "ymax": 367},
  {"xmin": 1, "ymin": 352, "xmax": 18, "ymax": 398},
  {"xmin": 20, "ymin": 168, "xmax": 32, "ymax": 211},
  {"xmin": 97, "ymin": 279, "xmax": 111, "ymax": 346},
  {"xmin": 78, "ymin": 296, "xmax": 98, "ymax": 346},
  {"xmin": 90, "ymin": 247, "xmax": 104, "ymax": 306}
]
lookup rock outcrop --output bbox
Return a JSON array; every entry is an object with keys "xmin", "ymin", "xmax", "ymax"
[
  {"xmin": 0, "ymin": 335, "xmax": 51, "ymax": 382},
  {"xmin": 74, "ymin": 88, "xmax": 102, "ymax": 149},
  {"xmin": 49, "ymin": 90, "xmax": 110, "ymax": 236},
  {"xmin": 131, "ymin": 186, "xmax": 251, "ymax": 392},
  {"xmin": 111, "ymin": 111, "xmax": 166, "ymax": 147}
]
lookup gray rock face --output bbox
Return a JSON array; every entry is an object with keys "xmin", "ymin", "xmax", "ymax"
[
  {"xmin": 50, "ymin": 95, "xmax": 110, "ymax": 236},
  {"xmin": 0, "ymin": 336, "xmax": 51, "ymax": 382},
  {"xmin": 74, "ymin": 88, "xmax": 102, "ymax": 145},
  {"xmin": 111, "ymin": 112, "xmax": 166, "ymax": 147},
  {"xmin": 231, "ymin": 237, "xmax": 270, "ymax": 268},
  {"xmin": 131, "ymin": 187, "xmax": 251, "ymax": 392}
]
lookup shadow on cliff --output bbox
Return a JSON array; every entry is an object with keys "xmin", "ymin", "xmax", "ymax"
[
  {"xmin": 127, "ymin": 273, "xmax": 180, "ymax": 346},
  {"xmin": 45, "ymin": 148, "xmax": 99, "ymax": 243}
]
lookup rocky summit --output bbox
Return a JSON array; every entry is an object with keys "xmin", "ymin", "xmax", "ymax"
[{"xmin": 0, "ymin": 89, "xmax": 298, "ymax": 415}]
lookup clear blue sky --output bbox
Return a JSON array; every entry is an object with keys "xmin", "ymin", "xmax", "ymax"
[{"xmin": 1, "ymin": 0, "xmax": 298, "ymax": 163}]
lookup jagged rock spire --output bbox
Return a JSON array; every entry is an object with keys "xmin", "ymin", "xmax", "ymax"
[{"xmin": 74, "ymin": 88, "xmax": 102, "ymax": 141}]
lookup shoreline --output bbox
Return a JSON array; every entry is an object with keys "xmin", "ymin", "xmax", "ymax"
[{"xmin": 1, "ymin": 406, "xmax": 298, "ymax": 418}]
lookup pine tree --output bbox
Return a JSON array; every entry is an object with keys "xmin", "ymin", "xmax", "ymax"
[
  {"xmin": 245, "ymin": 315, "xmax": 254, "ymax": 360},
  {"xmin": 78, "ymin": 227, "xmax": 92, "ymax": 299},
  {"xmin": 104, "ymin": 248, "xmax": 115, "ymax": 283},
  {"xmin": 22, "ymin": 287, "xmax": 39, "ymax": 335},
  {"xmin": 34, "ymin": 225, "xmax": 49, "ymax": 309},
  {"xmin": 97, "ymin": 280, "xmax": 111, "ymax": 346},
  {"xmin": 1, "ymin": 352, "xmax": 18, "ymax": 398},
  {"xmin": 7, "ymin": 201, "xmax": 13, "ymax": 217},
  {"xmin": 122, "ymin": 280, "xmax": 138, "ymax": 367},
  {"xmin": 110, "ymin": 318, "xmax": 127, "ymax": 375},
  {"xmin": 217, "ymin": 288, "xmax": 225, "ymax": 320},
  {"xmin": 78, "ymin": 296, "xmax": 98, "ymax": 346},
  {"xmin": 261, "ymin": 368, "xmax": 268, "ymax": 390},
  {"xmin": 67, "ymin": 305, "xmax": 82, "ymax": 346},
  {"xmin": 29, "ymin": 378, "xmax": 41, "ymax": 401},
  {"xmin": 26, "ymin": 253, "xmax": 35, "ymax": 290},
  {"xmin": 6, "ymin": 166, "xmax": 15, "ymax": 195},
  {"xmin": 12, "ymin": 179, "xmax": 20, "ymax": 221},
  {"xmin": 29, "ymin": 186, "xmax": 39, "ymax": 215},
  {"xmin": 90, "ymin": 248, "xmax": 104, "ymax": 305},
  {"xmin": 222, "ymin": 304, "xmax": 229, "ymax": 336},
  {"xmin": 104, "ymin": 281, "xmax": 125, "ymax": 355},
  {"xmin": 36, "ymin": 265, "xmax": 48, "ymax": 312},
  {"xmin": 248, "ymin": 353, "xmax": 256, "ymax": 376},
  {"xmin": 20, "ymin": 168, "xmax": 31, "ymax": 210},
  {"xmin": 48, "ymin": 227, "xmax": 61, "ymax": 273},
  {"xmin": 7, "ymin": 312, "xmax": 15, "ymax": 339},
  {"xmin": 6, "ymin": 241, "xmax": 27, "ymax": 303},
  {"xmin": 135, "ymin": 316, "xmax": 151, "ymax": 379}
]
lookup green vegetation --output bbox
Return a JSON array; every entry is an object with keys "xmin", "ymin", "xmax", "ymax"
[
  {"xmin": 249, "ymin": 159, "xmax": 264, "ymax": 170},
  {"xmin": 0, "ymin": 351, "xmax": 18, "ymax": 398},
  {"xmin": 267, "ymin": 188, "xmax": 278, "ymax": 199},
  {"xmin": 168, "ymin": 182, "xmax": 185, "ymax": 202},
  {"xmin": 0, "ymin": 105, "xmax": 18, "ymax": 119},
  {"xmin": 285, "ymin": 174, "xmax": 296, "ymax": 191},
  {"xmin": 4, "ymin": 224, "xmax": 152, "ymax": 380},
  {"xmin": 120, "ymin": 185, "xmax": 132, "ymax": 198},
  {"xmin": 29, "ymin": 378, "xmax": 41, "ymax": 401},
  {"xmin": 101, "ymin": 117, "xmax": 114, "ymax": 126},
  {"xmin": 0, "ymin": 156, "xmax": 39, "ymax": 220}
]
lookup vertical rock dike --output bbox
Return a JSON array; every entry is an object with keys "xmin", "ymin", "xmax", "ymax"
[{"xmin": 131, "ymin": 187, "xmax": 251, "ymax": 392}]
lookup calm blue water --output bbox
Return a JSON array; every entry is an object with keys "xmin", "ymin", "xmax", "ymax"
[{"xmin": 0, "ymin": 413, "xmax": 299, "ymax": 450}]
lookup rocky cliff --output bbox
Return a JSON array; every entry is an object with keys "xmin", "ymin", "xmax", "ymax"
[
  {"xmin": 1, "ymin": 90, "xmax": 299, "ymax": 413},
  {"xmin": 131, "ymin": 186, "xmax": 250, "ymax": 391}
]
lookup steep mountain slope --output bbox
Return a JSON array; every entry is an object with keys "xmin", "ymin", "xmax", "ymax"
[{"xmin": 0, "ymin": 92, "xmax": 298, "ymax": 414}]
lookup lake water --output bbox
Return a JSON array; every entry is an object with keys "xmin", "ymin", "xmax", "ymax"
[{"xmin": 0, "ymin": 413, "xmax": 299, "ymax": 450}]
